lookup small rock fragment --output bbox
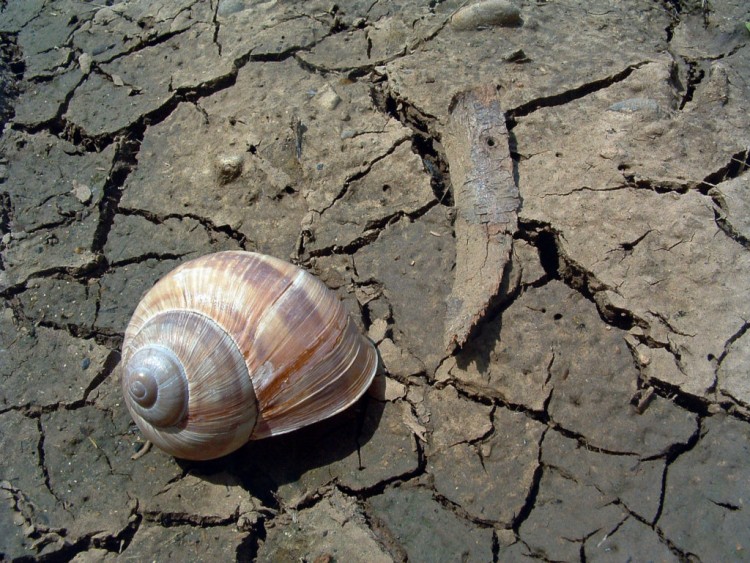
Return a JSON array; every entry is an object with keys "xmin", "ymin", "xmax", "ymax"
[
  {"xmin": 504, "ymin": 48, "xmax": 530, "ymax": 63},
  {"xmin": 78, "ymin": 53, "xmax": 92, "ymax": 75},
  {"xmin": 384, "ymin": 377, "xmax": 407, "ymax": 401},
  {"xmin": 451, "ymin": 0, "xmax": 522, "ymax": 31},
  {"xmin": 215, "ymin": 154, "xmax": 244, "ymax": 184},
  {"xmin": 217, "ymin": 0, "xmax": 246, "ymax": 17},
  {"xmin": 367, "ymin": 318, "xmax": 388, "ymax": 343},
  {"xmin": 71, "ymin": 180, "xmax": 92, "ymax": 204},
  {"xmin": 377, "ymin": 338, "xmax": 424, "ymax": 377},
  {"xmin": 315, "ymin": 84, "xmax": 341, "ymax": 111},
  {"xmin": 608, "ymin": 97, "xmax": 660, "ymax": 112}
]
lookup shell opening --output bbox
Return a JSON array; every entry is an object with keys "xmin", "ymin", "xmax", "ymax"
[{"xmin": 123, "ymin": 344, "xmax": 188, "ymax": 428}]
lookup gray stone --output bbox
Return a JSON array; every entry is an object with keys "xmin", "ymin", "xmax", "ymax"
[{"xmin": 451, "ymin": 0, "xmax": 522, "ymax": 30}]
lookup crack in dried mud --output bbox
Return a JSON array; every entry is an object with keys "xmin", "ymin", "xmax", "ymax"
[{"xmin": 2, "ymin": 0, "xmax": 749, "ymax": 560}]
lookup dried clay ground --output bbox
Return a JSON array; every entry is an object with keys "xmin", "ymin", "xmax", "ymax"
[{"xmin": 1, "ymin": 0, "xmax": 750, "ymax": 561}]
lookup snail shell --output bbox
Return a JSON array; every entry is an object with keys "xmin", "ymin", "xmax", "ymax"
[{"xmin": 120, "ymin": 251, "xmax": 378, "ymax": 460}]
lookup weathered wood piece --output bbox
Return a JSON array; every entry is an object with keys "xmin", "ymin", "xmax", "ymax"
[{"xmin": 443, "ymin": 85, "xmax": 520, "ymax": 351}]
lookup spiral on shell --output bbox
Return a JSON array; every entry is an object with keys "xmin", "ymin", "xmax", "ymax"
[{"xmin": 120, "ymin": 251, "xmax": 378, "ymax": 460}]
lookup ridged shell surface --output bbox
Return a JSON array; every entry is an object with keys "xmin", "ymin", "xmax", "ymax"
[{"xmin": 121, "ymin": 251, "xmax": 378, "ymax": 460}]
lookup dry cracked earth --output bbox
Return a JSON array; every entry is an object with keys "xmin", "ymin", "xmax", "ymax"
[{"xmin": 1, "ymin": 0, "xmax": 749, "ymax": 561}]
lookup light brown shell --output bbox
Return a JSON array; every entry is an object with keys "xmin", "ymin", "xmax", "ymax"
[{"xmin": 120, "ymin": 251, "xmax": 378, "ymax": 460}]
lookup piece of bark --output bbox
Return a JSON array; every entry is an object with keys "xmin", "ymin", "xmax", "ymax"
[{"xmin": 443, "ymin": 85, "xmax": 519, "ymax": 351}]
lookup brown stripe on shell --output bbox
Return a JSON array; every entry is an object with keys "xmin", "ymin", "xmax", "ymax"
[
  {"xmin": 126, "ymin": 251, "xmax": 297, "ymax": 369},
  {"xmin": 248, "ymin": 269, "xmax": 338, "ymax": 403},
  {"xmin": 247, "ymin": 270, "xmax": 377, "ymax": 437},
  {"xmin": 250, "ymin": 317, "xmax": 377, "ymax": 438}
]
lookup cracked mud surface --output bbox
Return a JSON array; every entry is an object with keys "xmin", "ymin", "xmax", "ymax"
[{"xmin": 1, "ymin": 0, "xmax": 749, "ymax": 561}]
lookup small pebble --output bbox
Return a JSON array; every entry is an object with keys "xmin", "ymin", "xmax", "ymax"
[
  {"xmin": 79, "ymin": 53, "xmax": 92, "ymax": 75},
  {"xmin": 217, "ymin": 0, "xmax": 245, "ymax": 17},
  {"xmin": 71, "ymin": 180, "xmax": 92, "ymax": 204},
  {"xmin": 451, "ymin": 0, "xmax": 522, "ymax": 30},
  {"xmin": 608, "ymin": 98, "xmax": 662, "ymax": 114},
  {"xmin": 215, "ymin": 154, "xmax": 244, "ymax": 184},
  {"xmin": 315, "ymin": 84, "xmax": 341, "ymax": 111},
  {"xmin": 505, "ymin": 48, "xmax": 530, "ymax": 63}
]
